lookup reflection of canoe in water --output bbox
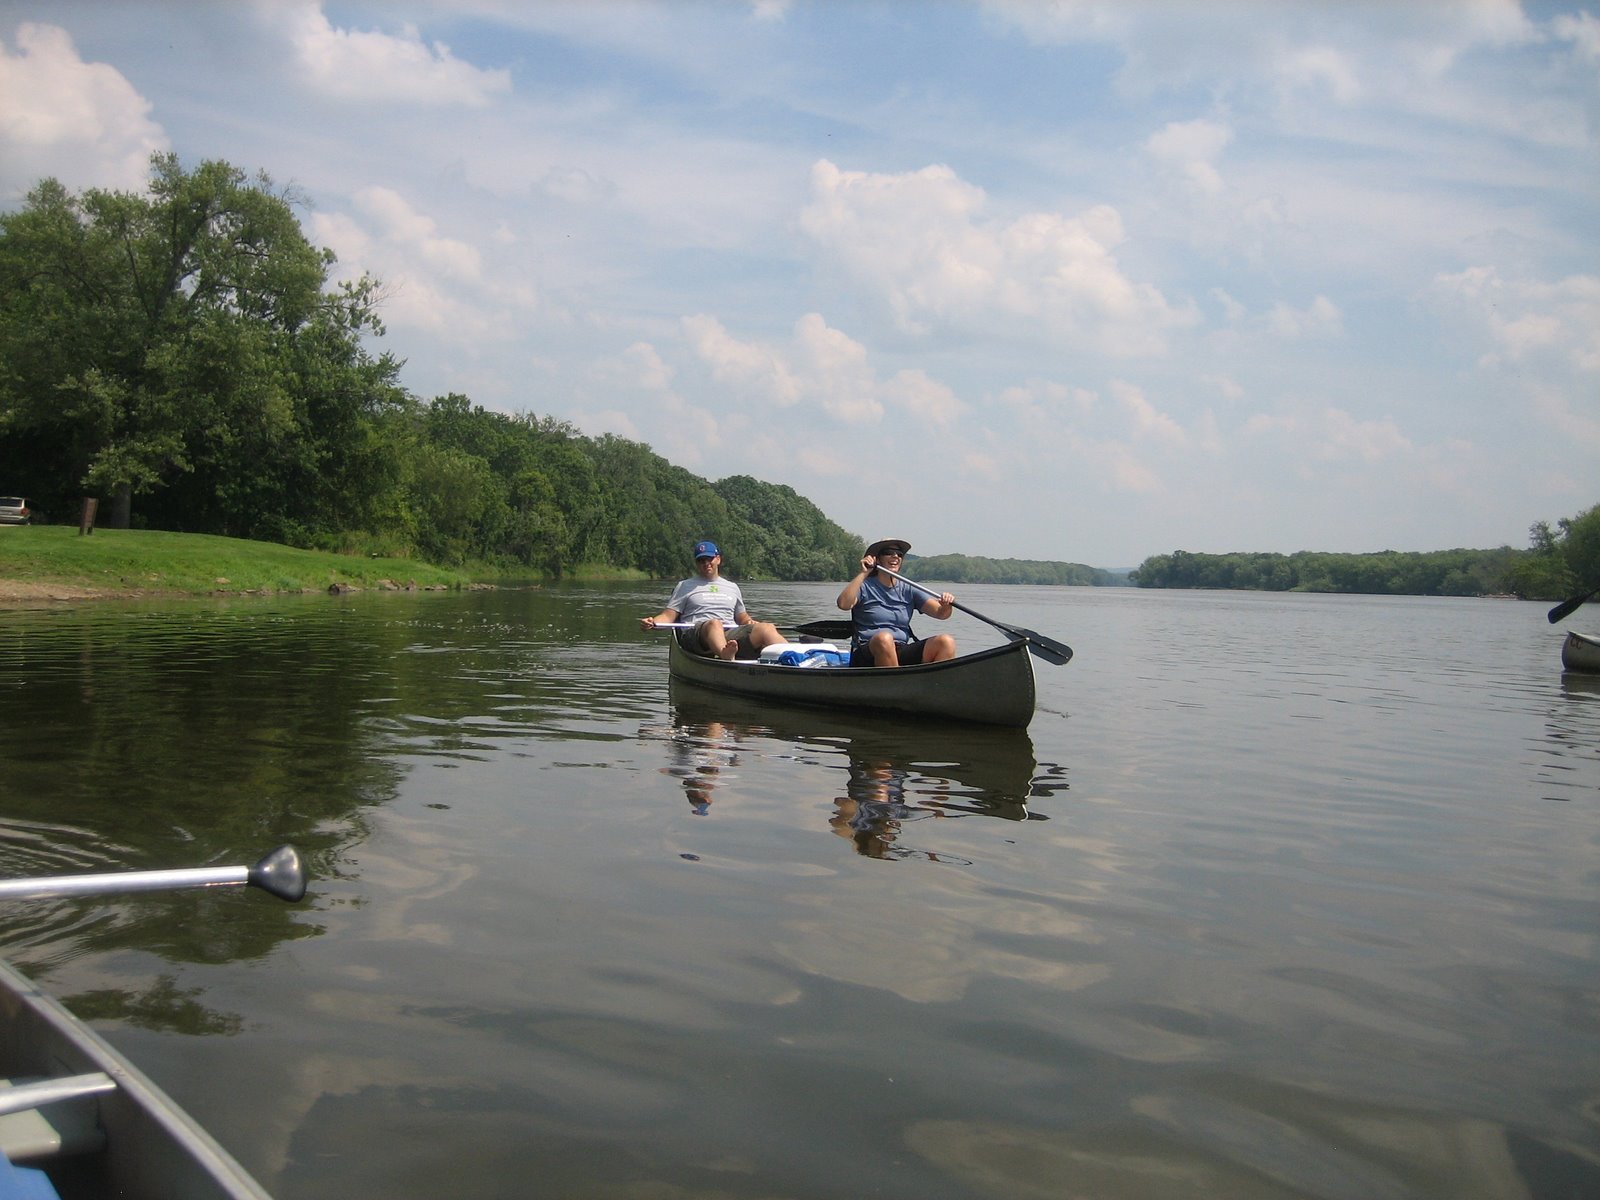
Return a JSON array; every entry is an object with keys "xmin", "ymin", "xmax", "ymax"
[
  {"xmin": 667, "ymin": 678, "xmax": 1052, "ymax": 862},
  {"xmin": 0, "ymin": 957, "xmax": 272, "ymax": 1199},
  {"xmin": 1562, "ymin": 630, "xmax": 1600, "ymax": 673},
  {"xmin": 666, "ymin": 679, "xmax": 1050, "ymax": 812},
  {"xmin": 667, "ymin": 633, "xmax": 1037, "ymax": 728}
]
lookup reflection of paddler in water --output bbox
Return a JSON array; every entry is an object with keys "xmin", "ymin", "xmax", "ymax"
[
  {"xmin": 659, "ymin": 716, "xmax": 741, "ymax": 815},
  {"xmin": 831, "ymin": 754, "xmax": 936, "ymax": 860},
  {"xmin": 830, "ymin": 722, "xmax": 1060, "ymax": 859}
]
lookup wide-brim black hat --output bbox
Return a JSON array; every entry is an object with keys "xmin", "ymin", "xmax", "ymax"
[{"xmin": 865, "ymin": 538, "xmax": 910, "ymax": 558}]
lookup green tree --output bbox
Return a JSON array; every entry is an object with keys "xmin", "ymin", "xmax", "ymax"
[
  {"xmin": 407, "ymin": 442, "xmax": 503, "ymax": 564},
  {"xmin": 713, "ymin": 474, "xmax": 860, "ymax": 580},
  {"xmin": 1505, "ymin": 504, "xmax": 1600, "ymax": 599},
  {"xmin": 0, "ymin": 155, "xmax": 397, "ymax": 532},
  {"xmin": 1557, "ymin": 505, "xmax": 1600, "ymax": 585}
]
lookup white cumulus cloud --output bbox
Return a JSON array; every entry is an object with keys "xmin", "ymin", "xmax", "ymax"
[
  {"xmin": 800, "ymin": 159, "xmax": 1195, "ymax": 355},
  {"xmin": 310, "ymin": 187, "xmax": 529, "ymax": 342},
  {"xmin": 1275, "ymin": 44, "xmax": 1363, "ymax": 103},
  {"xmin": 1146, "ymin": 118, "xmax": 1233, "ymax": 194},
  {"xmin": 1434, "ymin": 266, "xmax": 1600, "ymax": 373},
  {"xmin": 0, "ymin": 23, "xmax": 167, "ymax": 197},
  {"xmin": 679, "ymin": 312, "xmax": 986, "ymax": 429},
  {"xmin": 1266, "ymin": 295, "xmax": 1344, "ymax": 340},
  {"xmin": 1112, "ymin": 380, "xmax": 1187, "ymax": 446},
  {"xmin": 1554, "ymin": 11, "xmax": 1600, "ymax": 62},
  {"xmin": 750, "ymin": 1, "xmax": 792, "ymax": 22},
  {"xmin": 353, "ymin": 187, "xmax": 483, "ymax": 281},
  {"xmin": 1244, "ymin": 407, "xmax": 1413, "ymax": 465},
  {"xmin": 620, "ymin": 341, "xmax": 675, "ymax": 394},
  {"xmin": 284, "ymin": 3, "xmax": 511, "ymax": 106},
  {"xmin": 682, "ymin": 313, "xmax": 804, "ymax": 408},
  {"xmin": 790, "ymin": 313, "xmax": 885, "ymax": 424},
  {"xmin": 1320, "ymin": 408, "xmax": 1412, "ymax": 464},
  {"xmin": 884, "ymin": 369, "xmax": 963, "ymax": 427}
]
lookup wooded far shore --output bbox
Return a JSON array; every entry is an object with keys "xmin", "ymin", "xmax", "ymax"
[{"xmin": 4, "ymin": 514, "xmax": 1597, "ymax": 606}]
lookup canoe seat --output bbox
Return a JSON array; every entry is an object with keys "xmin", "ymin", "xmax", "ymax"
[{"xmin": 0, "ymin": 1075, "xmax": 110, "ymax": 1162}]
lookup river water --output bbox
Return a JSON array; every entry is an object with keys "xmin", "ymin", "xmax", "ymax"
[{"xmin": 0, "ymin": 583, "xmax": 1595, "ymax": 1199}]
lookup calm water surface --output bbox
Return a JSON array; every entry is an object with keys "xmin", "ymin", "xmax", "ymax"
[{"xmin": 0, "ymin": 583, "xmax": 1595, "ymax": 1199}]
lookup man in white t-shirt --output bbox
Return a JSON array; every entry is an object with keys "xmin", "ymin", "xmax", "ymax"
[{"xmin": 640, "ymin": 541, "xmax": 785, "ymax": 660}]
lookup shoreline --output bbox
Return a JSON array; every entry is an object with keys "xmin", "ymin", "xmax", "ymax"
[
  {"xmin": 0, "ymin": 529, "xmax": 657, "ymax": 607},
  {"xmin": 0, "ymin": 577, "xmax": 502, "ymax": 608},
  {"xmin": 0, "ymin": 578, "xmax": 123, "ymax": 605}
]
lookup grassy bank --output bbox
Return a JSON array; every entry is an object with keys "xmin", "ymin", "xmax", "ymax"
[{"xmin": 0, "ymin": 526, "xmax": 477, "ymax": 597}]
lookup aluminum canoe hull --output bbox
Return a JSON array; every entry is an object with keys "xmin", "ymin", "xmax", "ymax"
[
  {"xmin": 667, "ymin": 634, "xmax": 1037, "ymax": 728},
  {"xmin": 1562, "ymin": 629, "xmax": 1600, "ymax": 674},
  {"xmin": 0, "ymin": 957, "xmax": 272, "ymax": 1200}
]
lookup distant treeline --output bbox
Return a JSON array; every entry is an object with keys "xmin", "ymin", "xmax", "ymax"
[
  {"xmin": 906, "ymin": 555, "xmax": 1123, "ymax": 586},
  {"xmin": 1130, "ymin": 548, "xmax": 1519, "ymax": 595},
  {"xmin": 1130, "ymin": 505, "xmax": 1599, "ymax": 600}
]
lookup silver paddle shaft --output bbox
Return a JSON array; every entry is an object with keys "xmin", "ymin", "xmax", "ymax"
[{"xmin": 0, "ymin": 864, "xmax": 253, "ymax": 901}]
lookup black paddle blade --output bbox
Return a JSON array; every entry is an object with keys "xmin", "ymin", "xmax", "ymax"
[
  {"xmin": 962, "ymin": 618, "xmax": 1070, "ymax": 666},
  {"xmin": 1548, "ymin": 586, "xmax": 1600, "ymax": 624},
  {"xmin": 1019, "ymin": 635, "xmax": 1072, "ymax": 665},
  {"xmin": 248, "ymin": 844, "xmax": 307, "ymax": 903},
  {"xmin": 957, "ymin": 609, "xmax": 1072, "ymax": 664},
  {"xmin": 985, "ymin": 619, "xmax": 1072, "ymax": 663}
]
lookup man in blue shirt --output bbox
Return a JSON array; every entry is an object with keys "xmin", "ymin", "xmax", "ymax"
[
  {"xmin": 641, "ymin": 541, "xmax": 784, "ymax": 660},
  {"xmin": 836, "ymin": 538, "xmax": 957, "ymax": 667}
]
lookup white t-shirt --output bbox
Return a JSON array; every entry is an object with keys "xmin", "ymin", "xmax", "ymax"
[{"xmin": 667, "ymin": 576, "xmax": 745, "ymax": 626}]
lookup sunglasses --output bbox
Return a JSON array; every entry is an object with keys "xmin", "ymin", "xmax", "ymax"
[{"xmin": 876, "ymin": 550, "xmax": 903, "ymax": 558}]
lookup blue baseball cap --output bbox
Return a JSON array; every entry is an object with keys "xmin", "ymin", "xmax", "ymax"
[{"xmin": 693, "ymin": 540, "xmax": 719, "ymax": 559}]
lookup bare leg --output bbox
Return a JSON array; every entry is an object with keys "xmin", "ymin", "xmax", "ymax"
[
  {"xmin": 749, "ymin": 621, "xmax": 785, "ymax": 653},
  {"xmin": 922, "ymin": 634, "xmax": 957, "ymax": 663},
  {"xmin": 698, "ymin": 620, "xmax": 736, "ymax": 660},
  {"xmin": 868, "ymin": 630, "xmax": 902, "ymax": 667}
]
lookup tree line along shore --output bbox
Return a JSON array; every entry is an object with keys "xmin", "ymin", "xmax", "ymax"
[
  {"xmin": 4, "ymin": 516, "xmax": 1595, "ymax": 607},
  {"xmin": 1127, "ymin": 512, "xmax": 1597, "ymax": 601}
]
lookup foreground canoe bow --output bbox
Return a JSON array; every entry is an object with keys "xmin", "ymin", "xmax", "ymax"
[
  {"xmin": 667, "ymin": 631, "xmax": 1037, "ymax": 728},
  {"xmin": 0, "ymin": 847, "xmax": 305, "ymax": 1198},
  {"xmin": 0, "ymin": 957, "xmax": 274, "ymax": 1199}
]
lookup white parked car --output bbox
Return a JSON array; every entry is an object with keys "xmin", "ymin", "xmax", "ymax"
[{"xmin": 0, "ymin": 497, "xmax": 31, "ymax": 525}]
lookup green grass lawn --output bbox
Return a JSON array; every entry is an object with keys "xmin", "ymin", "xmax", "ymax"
[{"xmin": 0, "ymin": 526, "xmax": 474, "ymax": 596}]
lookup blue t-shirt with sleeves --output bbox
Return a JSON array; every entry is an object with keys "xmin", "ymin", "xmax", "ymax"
[{"xmin": 851, "ymin": 574, "xmax": 922, "ymax": 644}]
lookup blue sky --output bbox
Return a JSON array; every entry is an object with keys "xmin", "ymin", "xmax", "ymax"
[{"xmin": 1, "ymin": 1, "xmax": 1595, "ymax": 568}]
